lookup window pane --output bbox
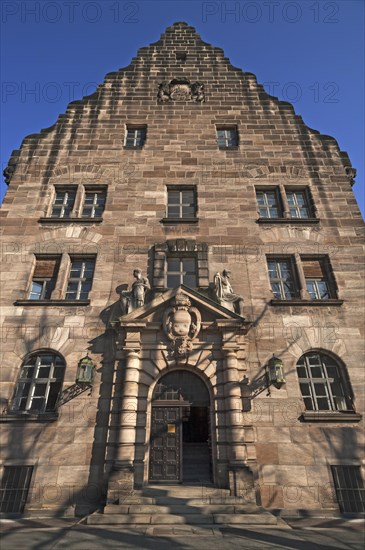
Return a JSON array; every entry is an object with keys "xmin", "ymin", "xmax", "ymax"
[
  {"xmin": 182, "ymin": 206, "xmax": 195, "ymax": 217},
  {"xmin": 182, "ymin": 258, "xmax": 195, "ymax": 272},
  {"xmin": 33, "ymin": 383, "xmax": 47, "ymax": 397},
  {"xmin": 167, "ymin": 258, "xmax": 180, "ymax": 272},
  {"xmin": 167, "ymin": 274, "xmax": 181, "ymax": 288},
  {"xmin": 29, "ymin": 282, "xmax": 43, "ymax": 300},
  {"xmin": 183, "ymin": 274, "xmax": 197, "ymax": 287},
  {"xmin": 297, "ymin": 365, "xmax": 307, "ymax": 378},
  {"xmin": 310, "ymin": 366, "xmax": 322, "ymax": 378},
  {"xmin": 314, "ymin": 383, "xmax": 327, "ymax": 396},
  {"xmin": 167, "ymin": 206, "xmax": 180, "ymax": 217},
  {"xmin": 29, "ymin": 398, "xmax": 46, "ymax": 411},
  {"xmin": 38, "ymin": 366, "xmax": 51, "ymax": 378},
  {"xmin": 168, "ymin": 191, "xmax": 180, "ymax": 204}
]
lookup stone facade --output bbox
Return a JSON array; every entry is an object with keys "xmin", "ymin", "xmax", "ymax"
[{"xmin": 0, "ymin": 22, "xmax": 364, "ymax": 516}]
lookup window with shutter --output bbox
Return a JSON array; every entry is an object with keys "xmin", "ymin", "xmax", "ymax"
[
  {"xmin": 302, "ymin": 258, "xmax": 332, "ymax": 300},
  {"xmin": 29, "ymin": 257, "xmax": 60, "ymax": 300}
]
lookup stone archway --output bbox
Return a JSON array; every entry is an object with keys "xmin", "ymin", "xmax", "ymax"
[{"xmin": 148, "ymin": 370, "xmax": 212, "ymax": 484}]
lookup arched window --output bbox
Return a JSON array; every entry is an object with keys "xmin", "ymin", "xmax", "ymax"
[
  {"xmin": 11, "ymin": 352, "xmax": 65, "ymax": 413},
  {"xmin": 297, "ymin": 352, "xmax": 353, "ymax": 412}
]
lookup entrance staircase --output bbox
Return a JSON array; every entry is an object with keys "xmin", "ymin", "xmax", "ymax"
[{"xmin": 87, "ymin": 485, "xmax": 281, "ymax": 526}]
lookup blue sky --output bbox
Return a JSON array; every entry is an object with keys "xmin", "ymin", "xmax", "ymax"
[{"xmin": 1, "ymin": 0, "xmax": 364, "ymax": 216}]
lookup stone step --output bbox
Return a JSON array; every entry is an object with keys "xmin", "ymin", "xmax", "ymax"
[
  {"xmin": 87, "ymin": 512, "xmax": 278, "ymax": 526},
  {"xmin": 104, "ymin": 504, "xmax": 261, "ymax": 515}
]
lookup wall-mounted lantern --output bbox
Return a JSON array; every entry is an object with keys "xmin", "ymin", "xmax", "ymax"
[
  {"xmin": 267, "ymin": 355, "xmax": 286, "ymax": 389},
  {"xmin": 76, "ymin": 355, "xmax": 96, "ymax": 387}
]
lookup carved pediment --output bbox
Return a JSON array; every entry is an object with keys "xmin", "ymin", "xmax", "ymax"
[{"xmin": 113, "ymin": 285, "xmax": 247, "ymax": 328}]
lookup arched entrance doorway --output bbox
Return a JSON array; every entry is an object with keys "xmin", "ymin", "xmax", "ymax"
[{"xmin": 149, "ymin": 370, "xmax": 211, "ymax": 484}]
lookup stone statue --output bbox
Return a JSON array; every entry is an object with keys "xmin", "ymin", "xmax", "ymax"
[
  {"xmin": 163, "ymin": 292, "xmax": 201, "ymax": 361},
  {"xmin": 119, "ymin": 269, "xmax": 150, "ymax": 314},
  {"xmin": 214, "ymin": 269, "xmax": 244, "ymax": 316}
]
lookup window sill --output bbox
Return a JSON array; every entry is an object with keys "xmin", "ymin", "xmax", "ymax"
[
  {"xmin": 161, "ymin": 217, "xmax": 199, "ymax": 224},
  {"xmin": 218, "ymin": 146, "xmax": 239, "ymax": 150},
  {"xmin": 257, "ymin": 217, "xmax": 319, "ymax": 224},
  {"xmin": 300, "ymin": 411, "xmax": 362, "ymax": 423},
  {"xmin": 38, "ymin": 217, "xmax": 103, "ymax": 224},
  {"xmin": 123, "ymin": 146, "xmax": 144, "ymax": 150},
  {"xmin": 0, "ymin": 411, "xmax": 59, "ymax": 423},
  {"xmin": 271, "ymin": 299, "xmax": 343, "ymax": 306},
  {"xmin": 14, "ymin": 300, "xmax": 90, "ymax": 307}
]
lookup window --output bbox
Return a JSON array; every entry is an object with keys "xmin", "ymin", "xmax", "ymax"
[
  {"xmin": 0, "ymin": 466, "xmax": 34, "ymax": 513},
  {"xmin": 51, "ymin": 187, "xmax": 76, "ymax": 218},
  {"xmin": 176, "ymin": 51, "xmax": 187, "ymax": 62},
  {"xmin": 286, "ymin": 189, "xmax": 311, "ymax": 219},
  {"xmin": 267, "ymin": 258, "xmax": 298, "ymax": 299},
  {"xmin": 65, "ymin": 257, "xmax": 95, "ymax": 300},
  {"xmin": 217, "ymin": 127, "xmax": 238, "ymax": 148},
  {"xmin": 167, "ymin": 257, "xmax": 197, "ymax": 288},
  {"xmin": 11, "ymin": 353, "xmax": 65, "ymax": 413},
  {"xmin": 302, "ymin": 258, "xmax": 332, "ymax": 300},
  {"xmin": 167, "ymin": 187, "xmax": 196, "ymax": 219},
  {"xmin": 256, "ymin": 189, "xmax": 281, "ymax": 218},
  {"xmin": 82, "ymin": 189, "xmax": 106, "ymax": 218},
  {"xmin": 125, "ymin": 126, "xmax": 146, "ymax": 148},
  {"xmin": 256, "ymin": 186, "xmax": 315, "ymax": 221},
  {"xmin": 297, "ymin": 352, "xmax": 353, "ymax": 412},
  {"xmin": 331, "ymin": 466, "xmax": 365, "ymax": 513},
  {"xmin": 28, "ymin": 257, "xmax": 60, "ymax": 300},
  {"xmin": 152, "ymin": 240, "xmax": 209, "ymax": 290}
]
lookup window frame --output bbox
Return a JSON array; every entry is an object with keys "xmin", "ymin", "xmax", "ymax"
[
  {"xmin": 50, "ymin": 186, "xmax": 77, "ymax": 219},
  {"xmin": 297, "ymin": 352, "xmax": 353, "ymax": 413},
  {"xmin": 65, "ymin": 256, "xmax": 96, "ymax": 301},
  {"xmin": 331, "ymin": 465, "xmax": 365, "ymax": 513},
  {"xmin": 124, "ymin": 126, "xmax": 147, "ymax": 148},
  {"xmin": 0, "ymin": 466, "xmax": 34, "ymax": 514},
  {"xmin": 165, "ymin": 186, "xmax": 198, "ymax": 222},
  {"xmin": 256, "ymin": 188, "xmax": 282, "ymax": 219},
  {"xmin": 256, "ymin": 185, "xmax": 317, "ymax": 223},
  {"xmin": 301, "ymin": 255, "xmax": 336, "ymax": 301},
  {"xmin": 267, "ymin": 256, "xmax": 299, "ymax": 300},
  {"xmin": 216, "ymin": 126, "xmax": 238, "ymax": 149},
  {"xmin": 10, "ymin": 352, "xmax": 65, "ymax": 414},
  {"xmin": 286, "ymin": 188, "xmax": 312, "ymax": 219},
  {"xmin": 28, "ymin": 256, "xmax": 60, "ymax": 301},
  {"xmin": 166, "ymin": 255, "xmax": 198, "ymax": 289},
  {"xmin": 81, "ymin": 187, "xmax": 107, "ymax": 219}
]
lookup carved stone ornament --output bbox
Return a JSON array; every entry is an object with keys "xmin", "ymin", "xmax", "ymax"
[
  {"xmin": 163, "ymin": 292, "xmax": 201, "ymax": 361},
  {"xmin": 118, "ymin": 269, "xmax": 150, "ymax": 314},
  {"xmin": 157, "ymin": 78, "xmax": 205, "ymax": 103}
]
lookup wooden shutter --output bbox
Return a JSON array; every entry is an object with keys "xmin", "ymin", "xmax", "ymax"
[
  {"xmin": 302, "ymin": 259, "xmax": 324, "ymax": 278},
  {"xmin": 34, "ymin": 258, "xmax": 59, "ymax": 278}
]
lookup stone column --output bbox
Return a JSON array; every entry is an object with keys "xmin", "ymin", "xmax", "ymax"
[
  {"xmin": 294, "ymin": 252, "xmax": 311, "ymax": 299},
  {"xmin": 107, "ymin": 326, "xmax": 144, "ymax": 504},
  {"xmin": 279, "ymin": 183, "xmax": 291, "ymax": 219},
  {"xmin": 223, "ymin": 347, "xmax": 246, "ymax": 463},
  {"xmin": 219, "ymin": 322, "xmax": 256, "ymax": 503}
]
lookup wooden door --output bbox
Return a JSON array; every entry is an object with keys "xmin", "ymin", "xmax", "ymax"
[{"xmin": 149, "ymin": 407, "xmax": 181, "ymax": 482}]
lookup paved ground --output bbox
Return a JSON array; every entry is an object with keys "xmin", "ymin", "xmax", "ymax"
[{"xmin": 0, "ymin": 516, "xmax": 364, "ymax": 550}]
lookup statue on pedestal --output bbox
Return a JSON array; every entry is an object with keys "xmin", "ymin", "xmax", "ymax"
[
  {"xmin": 119, "ymin": 269, "xmax": 150, "ymax": 314},
  {"xmin": 214, "ymin": 269, "xmax": 244, "ymax": 316}
]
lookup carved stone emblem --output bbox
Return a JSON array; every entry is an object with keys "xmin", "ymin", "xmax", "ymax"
[
  {"xmin": 163, "ymin": 292, "xmax": 201, "ymax": 361},
  {"xmin": 158, "ymin": 78, "xmax": 205, "ymax": 103}
]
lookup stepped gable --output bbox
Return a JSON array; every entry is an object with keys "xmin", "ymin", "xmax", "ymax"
[{"xmin": 3, "ymin": 21, "xmax": 354, "ymax": 187}]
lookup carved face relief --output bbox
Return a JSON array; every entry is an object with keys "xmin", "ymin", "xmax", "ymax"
[
  {"xmin": 171, "ymin": 308, "xmax": 192, "ymax": 337},
  {"xmin": 163, "ymin": 293, "xmax": 201, "ymax": 361}
]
